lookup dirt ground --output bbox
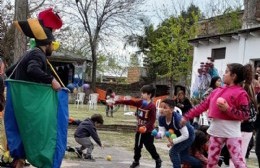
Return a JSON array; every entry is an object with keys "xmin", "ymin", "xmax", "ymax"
[{"xmin": 27, "ymin": 142, "xmax": 259, "ymax": 168}]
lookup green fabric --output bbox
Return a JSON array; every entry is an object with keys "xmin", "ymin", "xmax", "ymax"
[{"xmin": 10, "ymin": 80, "xmax": 58, "ymax": 168}]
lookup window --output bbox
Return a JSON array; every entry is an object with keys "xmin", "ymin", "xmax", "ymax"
[{"xmin": 211, "ymin": 47, "xmax": 226, "ymax": 60}]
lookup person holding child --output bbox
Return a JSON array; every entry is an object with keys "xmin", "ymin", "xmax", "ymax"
[
  {"xmin": 156, "ymin": 99, "xmax": 202, "ymax": 168},
  {"xmin": 74, "ymin": 114, "xmax": 104, "ymax": 161},
  {"xmin": 115, "ymin": 84, "xmax": 162, "ymax": 168},
  {"xmin": 180, "ymin": 63, "xmax": 252, "ymax": 168}
]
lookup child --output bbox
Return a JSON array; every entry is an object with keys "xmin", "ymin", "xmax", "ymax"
[
  {"xmin": 74, "ymin": 114, "xmax": 104, "ymax": 161},
  {"xmin": 190, "ymin": 130, "xmax": 208, "ymax": 168},
  {"xmin": 105, "ymin": 88, "xmax": 115, "ymax": 117},
  {"xmin": 180, "ymin": 63, "xmax": 252, "ymax": 168},
  {"xmin": 115, "ymin": 84, "xmax": 162, "ymax": 168},
  {"xmin": 157, "ymin": 99, "xmax": 202, "ymax": 168}
]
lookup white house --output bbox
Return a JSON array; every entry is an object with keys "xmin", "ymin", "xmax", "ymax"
[{"xmin": 189, "ymin": 26, "xmax": 260, "ymax": 95}]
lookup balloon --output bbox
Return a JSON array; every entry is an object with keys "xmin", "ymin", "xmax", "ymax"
[
  {"xmin": 138, "ymin": 126, "xmax": 147, "ymax": 133},
  {"xmin": 83, "ymin": 83, "xmax": 90, "ymax": 91},
  {"xmin": 151, "ymin": 129, "xmax": 158, "ymax": 136},
  {"xmin": 67, "ymin": 83, "xmax": 75, "ymax": 92}
]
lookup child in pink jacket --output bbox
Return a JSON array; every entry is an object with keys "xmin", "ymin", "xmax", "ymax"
[{"xmin": 180, "ymin": 63, "xmax": 252, "ymax": 168}]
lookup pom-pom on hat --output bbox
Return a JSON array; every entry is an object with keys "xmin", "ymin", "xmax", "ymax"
[{"xmin": 38, "ymin": 8, "xmax": 62, "ymax": 30}]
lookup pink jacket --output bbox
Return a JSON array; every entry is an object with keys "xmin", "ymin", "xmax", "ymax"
[{"xmin": 185, "ymin": 85, "xmax": 250, "ymax": 121}]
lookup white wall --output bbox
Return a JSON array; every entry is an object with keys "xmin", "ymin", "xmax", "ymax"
[
  {"xmin": 190, "ymin": 34, "xmax": 260, "ymax": 95},
  {"xmin": 190, "ymin": 39, "xmax": 240, "ymax": 94}
]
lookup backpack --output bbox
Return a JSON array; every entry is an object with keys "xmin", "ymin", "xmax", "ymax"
[
  {"xmin": 248, "ymin": 85, "xmax": 257, "ymax": 122},
  {"xmin": 248, "ymin": 101, "xmax": 257, "ymax": 122}
]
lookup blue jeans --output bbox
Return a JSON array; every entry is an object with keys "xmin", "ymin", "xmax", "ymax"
[{"xmin": 169, "ymin": 136, "xmax": 202, "ymax": 168}]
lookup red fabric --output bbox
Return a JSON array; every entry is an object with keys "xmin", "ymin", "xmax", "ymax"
[
  {"xmin": 115, "ymin": 99, "xmax": 156, "ymax": 132},
  {"xmin": 38, "ymin": 8, "xmax": 62, "ymax": 29},
  {"xmin": 184, "ymin": 85, "xmax": 250, "ymax": 121}
]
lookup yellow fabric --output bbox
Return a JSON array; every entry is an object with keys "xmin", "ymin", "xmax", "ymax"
[{"xmin": 27, "ymin": 19, "xmax": 47, "ymax": 40}]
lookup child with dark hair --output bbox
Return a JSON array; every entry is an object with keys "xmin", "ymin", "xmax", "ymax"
[
  {"xmin": 105, "ymin": 88, "xmax": 115, "ymax": 117},
  {"xmin": 157, "ymin": 98, "xmax": 202, "ymax": 168},
  {"xmin": 74, "ymin": 114, "xmax": 104, "ymax": 161},
  {"xmin": 180, "ymin": 63, "xmax": 252, "ymax": 168},
  {"xmin": 203, "ymin": 76, "xmax": 221, "ymax": 98},
  {"xmin": 115, "ymin": 84, "xmax": 162, "ymax": 168},
  {"xmin": 190, "ymin": 130, "xmax": 208, "ymax": 168}
]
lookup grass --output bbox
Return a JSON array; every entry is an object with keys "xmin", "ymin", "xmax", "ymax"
[
  {"xmin": 67, "ymin": 104, "xmax": 138, "ymax": 158},
  {"xmin": 67, "ymin": 103, "xmax": 170, "ymax": 161}
]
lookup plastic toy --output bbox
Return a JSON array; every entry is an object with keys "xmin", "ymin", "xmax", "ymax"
[
  {"xmin": 217, "ymin": 97, "xmax": 226, "ymax": 105},
  {"xmin": 138, "ymin": 126, "xmax": 147, "ymax": 133},
  {"xmin": 106, "ymin": 155, "xmax": 112, "ymax": 161},
  {"xmin": 151, "ymin": 129, "xmax": 158, "ymax": 136}
]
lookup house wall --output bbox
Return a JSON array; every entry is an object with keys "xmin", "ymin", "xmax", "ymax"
[{"xmin": 191, "ymin": 39, "xmax": 240, "ymax": 94}]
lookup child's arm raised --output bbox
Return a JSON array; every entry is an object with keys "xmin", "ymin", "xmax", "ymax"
[{"xmin": 181, "ymin": 97, "xmax": 210, "ymax": 126}]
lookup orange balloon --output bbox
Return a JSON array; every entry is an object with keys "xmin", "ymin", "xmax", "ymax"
[
  {"xmin": 169, "ymin": 129, "xmax": 174, "ymax": 134},
  {"xmin": 138, "ymin": 126, "xmax": 147, "ymax": 133}
]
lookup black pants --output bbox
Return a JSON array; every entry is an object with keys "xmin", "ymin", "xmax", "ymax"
[
  {"xmin": 256, "ymin": 129, "xmax": 260, "ymax": 167},
  {"xmin": 133, "ymin": 132, "xmax": 160, "ymax": 162}
]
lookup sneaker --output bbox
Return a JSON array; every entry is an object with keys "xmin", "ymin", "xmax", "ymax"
[
  {"xmin": 83, "ymin": 154, "xmax": 96, "ymax": 162},
  {"xmin": 129, "ymin": 161, "xmax": 139, "ymax": 168},
  {"xmin": 155, "ymin": 159, "xmax": 162, "ymax": 168},
  {"xmin": 75, "ymin": 148, "xmax": 83, "ymax": 158}
]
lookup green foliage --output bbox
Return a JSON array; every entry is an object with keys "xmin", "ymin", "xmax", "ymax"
[
  {"xmin": 141, "ymin": 5, "xmax": 200, "ymax": 85},
  {"xmin": 129, "ymin": 53, "xmax": 140, "ymax": 67},
  {"xmin": 215, "ymin": 8, "xmax": 242, "ymax": 33}
]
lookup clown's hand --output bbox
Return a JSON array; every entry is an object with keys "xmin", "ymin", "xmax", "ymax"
[{"xmin": 52, "ymin": 78, "xmax": 61, "ymax": 91}]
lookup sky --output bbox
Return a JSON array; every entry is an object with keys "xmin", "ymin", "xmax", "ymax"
[
  {"xmin": 142, "ymin": 0, "xmax": 243, "ymax": 26},
  {"xmin": 104, "ymin": 0, "xmax": 244, "ymax": 66}
]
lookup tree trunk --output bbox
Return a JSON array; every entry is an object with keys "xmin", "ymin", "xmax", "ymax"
[
  {"xmin": 91, "ymin": 45, "xmax": 97, "ymax": 92},
  {"xmin": 243, "ymin": 0, "xmax": 260, "ymax": 28},
  {"xmin": 13, "ymin": 0, "xmax": 28, "ymax": 63}
]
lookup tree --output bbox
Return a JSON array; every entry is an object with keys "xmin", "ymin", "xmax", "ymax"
[
  {"xmin": 125, "ymin": 4, "xmax": 200, "ymax": 89},
  {"xmin": 13, "ymin": 0, "xmax": 28, "ymax": 62},
  {"xmin": 243, "ymin": 0, "xmax": 260, "ymax": 28},
  {"xmin": 62, "ymin": 0, "xmax": 145, "ymax": 91},
  {"xmin": 129, "ymin": 53, "xmax": 140, "ymax": 67}
]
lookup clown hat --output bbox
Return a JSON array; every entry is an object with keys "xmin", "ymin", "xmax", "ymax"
[{"xmin": 14, "ymin": 19, "xmax": 55, "ymax": 46}]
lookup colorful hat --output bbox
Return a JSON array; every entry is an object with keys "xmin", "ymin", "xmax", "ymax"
[
  {"xmin": 38, "ymin": 8, "xmax": 62, "ymax": 30},
  {"xmin": 14, "ymin": 19, "xmax": 54, "ymax": 46},
  {"xmin": 14, "ymin": 8, "xmax": 62, "ymax": 46}
]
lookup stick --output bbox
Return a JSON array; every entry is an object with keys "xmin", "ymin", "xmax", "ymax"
[
  {"xmin": 47, "ymin": 59, "xmax": 65, "ymax": 88},
  {"xmin": 138, "ymin": 133, "xmax": 142, "ymax": 147}
]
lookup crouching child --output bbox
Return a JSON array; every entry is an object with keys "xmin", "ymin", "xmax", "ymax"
[{"xmin": 74, "ymin": 114, "xmax": 104, "ymax": 161}]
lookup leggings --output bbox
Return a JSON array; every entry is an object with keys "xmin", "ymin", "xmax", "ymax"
[{"xmin": 207, "ymin": 136, "xmax": 246, "ymax": 168}]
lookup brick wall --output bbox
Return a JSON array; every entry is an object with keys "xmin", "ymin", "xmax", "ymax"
[{"xmin": 127, "ymin": 67, "xmax": 141, "ymax": 84}]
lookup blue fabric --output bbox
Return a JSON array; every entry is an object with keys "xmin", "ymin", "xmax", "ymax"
[
  {"xmin": 158, "ymin": 112, "xmax": 192, "ymax": 137},
  {"xmin": 4, "ymin": 81, "xmax": 26, "ymax": 159},
  {"xmin": 53, "ymin": 89, "xmax": 69, "ymax": 168}
]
